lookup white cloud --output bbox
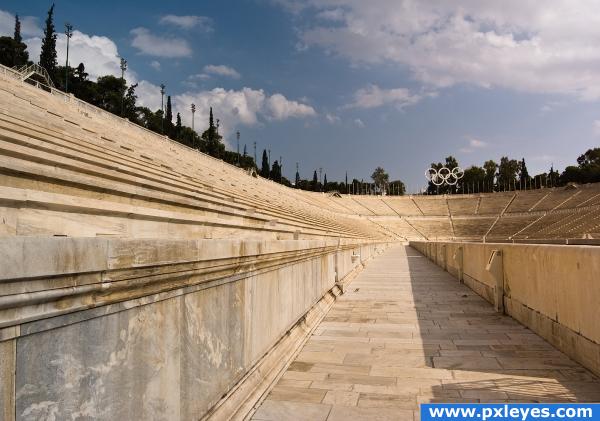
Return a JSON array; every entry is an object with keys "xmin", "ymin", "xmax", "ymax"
[
  {"xmin": 282, "ymin": 1, "xmax": 600, "ymax": 100},
  {"xmin": 325, "ymin": 113, "xmax": 340, "ymax": 123},
  {"xmin": 468, "ymin": 138, "xmax": 487, "ymax": 148},
  {"xmin": 266, "ymin": 93, "xmax": 316, "ymax": 120},
  {"xmin": 173, "ymin": 88, "xmax": 316, "ymax": 143},
  {"xmin": 353, "ymin": 118, "xmax": 365, "ymax": 128},
  {"xmin": 203, "ymin": 64, "xmax": 241, "ymax": 79},
  {"xmin": 135, "ymin": 80, "xmax": 163, "ymax": 111},
  {"xmin": 593, "ymin": 120, "xmax": 600, "ymax": 136},
  {"xmin": 150, "ymin": 60, "xmax": 161, "ymax": 70},
  {"xmin": 346, "ymin": 84, "xmax": 424, "ymax": 109},
  {"xmin": 159, "ymin": 15, "xmax": 213, "ymax": 31},
  {"xmin": 316, "ymin": 8, "xmax": 345, "ymax": 21},
  {"xmin": 131, "ymin": 27, "xmax": 192, "ymax": 58},
  {"xmin": 532, "ymin": 155, "xmax": 556, "ymax": 162},
  {"xmin": 460, "ymin": 137, "xmax": 487, "ymax": 153},
  {"xmin": 0, "ymin": 10, "xmax": 41, "ymax": 38},
  {"xmin": 26, "ymin": 30, "xmax": 124, "ymax": 81}
]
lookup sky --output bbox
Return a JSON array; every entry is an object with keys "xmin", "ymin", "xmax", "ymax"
[{"xmin": 1, "ymin": 0, "xmax": 600, "ymax": 193}]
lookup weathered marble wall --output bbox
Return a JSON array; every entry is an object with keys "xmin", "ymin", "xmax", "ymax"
[
  {"xmin": 0, "ymin": 237, "xmax": 386, "ymax": 420},
  {"xmin": 411, "ymin": 241, "xmax": 600, "ymax": 377}
]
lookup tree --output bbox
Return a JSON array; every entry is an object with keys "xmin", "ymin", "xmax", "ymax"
[
  {"xmin": 312, "ymin": 170, "xmax": 318, "ymax": 191},
  {"xmin": 0, "ymin": 15, "xmax": 29, "ymax": 68},
  {"xmin": 371, "ymin": 166, "xmax": 389, "ymax": 194},
  {"xmin": 497, "ymin": 157, "xmax": 520, "ymax": 191},
  {"xmin": 577, "ymin": 148, "xmax": 600, "ymax": 168},
  {"xmin": 0, "ymin": 37, "xmax": 27, "ymax": 67},
  {"xmin": 165, "ymin": 96, "xmax": 173, "ymax": 124},
  {"xmin": 243, "ymin": 144, "xmax": 247, "ymax": 157},
  {"xmin": 295, "ymin": 168, "xmax": 300, "ymax": 187},
  {"xmin": 93, "ymin": 75, "xmax": 128, "ymax": 114},
  {"xmin": 14, "ymin": 14, "xmax": 22, "ymax": 43},
  {"xmin": 519, "ymin": 158, "xmax": 531, "ymax": 189},
  {"xmin": 549, "ymin": 165, "xmax": 559, "ymax": 187},
  {"xmin": 271, "ymin": 160, "xmax": 282, "ymax": 183},
  {"xmin": 461, "ymin": 166, "xmax": 486, "ymax": 194},
  {"xmin": 483, "ymin": 160, "xmax": 498, "ymax": 191},
  {"xmin": 576, "ymin": 148, "xmax": 600, "ymax": 183},
  {"xmin": 260, "ymin": 149, "xmax": 270, "ymax": 178},
  {"xmin": 202, "ymin": 107, "xmax": 225, "ymax": 158},
  {"xmin": 426, "ymin": 156, "xmax": 460, "ymax": 194},
  {"xmin": 175, "ymin": 112, "xmax": 182, "ymax": 139},
  {"xmin": 40, "ymin": 4, "xmax": 57, "ymax": 76},
  {"xmin": 560, "ymin": 166, "xmax": 583, "ymax": 184},
  {"xmin": 323, "ymin": 174, "xmax": 328, "ymax": 191},
  {"xmin": 345, "ymin": 172, "xmax": 348, "ymax": 194},
  {"xmin": 75, "ymin": 63, "xmax": 87, "ymax": 81},
  {"xmin": 389, "ymin": 180, "xmax": 406, "ymax": 195}
]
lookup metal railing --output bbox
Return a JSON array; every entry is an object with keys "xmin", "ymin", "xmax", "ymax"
[{"xmin": 13, "ymin": 63, "xmax": 55, "ymax": 88}]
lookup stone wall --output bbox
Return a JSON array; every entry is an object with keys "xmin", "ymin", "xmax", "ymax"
[
  {"xmin": 0, "ymin": 237, "xmax": 387, "ymax": 421},
  {"xmin": 410, "ymin": 241, "xmax": 600, "ymax": 377}
]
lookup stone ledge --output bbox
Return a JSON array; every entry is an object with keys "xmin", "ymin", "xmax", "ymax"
[
  {"xmin": 505, "ymin": 297, "xmax": 600, "ymax": 377},
  {"xmin": 202, "ymin": 246, "xmax": 383, "ymax": 421},
  {"xmin": 0, "ymin": 237, "xmax": 390, "ymax": 339}
]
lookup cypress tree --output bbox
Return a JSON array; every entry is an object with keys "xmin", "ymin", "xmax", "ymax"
[
  {"xmin": 295, "ymin": 169, "xmax": 300, "ymax": 187},
  {"xmin": 323, "ymin": 174, "xmax": 328, "ymax": 192},
  {"xmin": 271, "ymin": 160, "xmax": 282, "ymax": 183},
  {"xmin": 243, "ymin": 144, "xmax": 247, "ymax": 157},
  {"xmin": 14, "ymin": 14, "xmax": 22, "ymax": 43},
  {"xmin": 260, "ymin": 149, "xmax": 270, "ymax": 178},
  {"xmin": 40, "ymin": 4, "xmax": 57, "ymax": 76},
  {"xmin": 3, "ymin": 14, "xmax": 29, "ymax": 67},
  {"xmin": 166, "ymin": 95, "xmax": 173, "ymax": 123},
  {"xmin": 312, "ymin": 170, "xmax": 318, "ymax": 191},
  {"xmin": 175, "ymin": 112, "xmax": 182, "ymax": 139},
  {"xmin": 520, "ymin": 158, "xmax": 530, "ymax": 189},
  {"xmin": 345, "ymin": 172, "xmax": 348, "ymax": 193}
]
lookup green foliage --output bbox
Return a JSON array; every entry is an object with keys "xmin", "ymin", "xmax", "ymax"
[
  {"xmin": 560, "ymin": 148, "xmax": 600, "ymax": 184},
  {"xmin": 0, "ymin": 36, "xmax": 29, "ymax": 67},
  {"xmin": 460, "ymin": 165, "xmax": 486, "ymax": 194},
  {"xmin": 388, "ymin": 180, "xmax": 405, "ymax": 196},
  {"xmin": 271, "ymin": 160, "xmax": 282, "ymax": 183},
  {"xmin": 39, "ymin": 4, "xmax": 57, "ymax": 76},
  {"xmin": 371, "ymin": 166, "xmax": 389, "ymax": 193},
  {"xmin": 260, "ymin": 150, "xmax": 270, "ymax": 178},
  {"xmin": 497, "ymin": 156, "xmax": 520, "ymax": 190},
  {"xmin": 202, "ymin": 108, "xmax": 225, "ymax": 158},
  {"xmin": 427, "ymin": 156, "xmax": 458, "ymax": 194},
  {"xmin": 14, "ymin": 14, "xmax": 22, "ymax": 43},
  {"xmin": 165, "ymin": 96, "xmax": 173, "ymax": 124}
]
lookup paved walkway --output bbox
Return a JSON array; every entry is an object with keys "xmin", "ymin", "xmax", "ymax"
[{"xmin": 252, "ymin": 245, "xmax": 600, "ymax": 421}]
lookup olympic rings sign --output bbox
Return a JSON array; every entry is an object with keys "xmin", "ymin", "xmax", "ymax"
[{"xmin": 425, "ymin": 166, "xmax": 464, "ymax": 186}]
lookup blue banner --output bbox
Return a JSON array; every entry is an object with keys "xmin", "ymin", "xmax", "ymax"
[{"xmin": 421, "ymin": 404, "xmax": 600, "ymax": 421}]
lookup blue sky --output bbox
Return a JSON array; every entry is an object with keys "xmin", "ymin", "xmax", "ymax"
[{"xmin": 1, "ymin": 1, "xmax": 599, "ymax": 192}]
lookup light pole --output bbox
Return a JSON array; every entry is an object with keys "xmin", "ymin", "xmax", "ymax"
[
  {"xmin": 279, "ymin": 156, "xmax": 283, "ymax": 180},
  {"xmin": 191, "ymin": 103, "xmax": 195, "ymax": 131},
  {"xmin": 236, "ymin": 131, "xmax": 240, "ymax": 165},
  {"xmin": 319, "ymin": 167, "xmax": 322, "ymax": 191},
  {"xmin": 120, "ymin": 57, "xmax": 127, "ymax": 116},
  {"xmin": 160, "ymin": 84, "xmax": 165, "ymax": 134},
  {"xmin": 64, "ymin": 23, "xmax": 73, "ymax": 93}
]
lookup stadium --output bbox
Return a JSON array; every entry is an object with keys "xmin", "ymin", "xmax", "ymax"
[{"xmin": 1, "ymin": 3, "xmax": 600, "ymax": 421}]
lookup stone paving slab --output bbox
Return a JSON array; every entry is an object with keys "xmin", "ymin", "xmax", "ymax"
[{"xmin": 252, "ymin": 245, "xmax": 600, "ymax": 420}]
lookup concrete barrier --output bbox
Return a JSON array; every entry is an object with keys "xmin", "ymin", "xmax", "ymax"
[
  {"xmin": 0, "ymin": 237, "xmax": 388, "ymax": 421},
  {"xmin": 410, "ymin": 241, "xmax": 600, "ymax": 377}
]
